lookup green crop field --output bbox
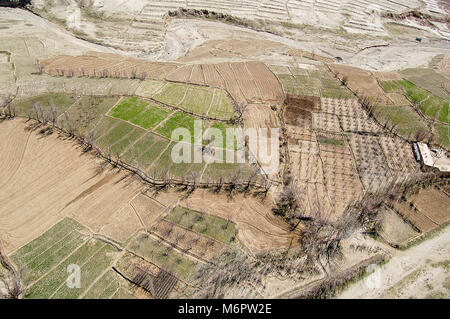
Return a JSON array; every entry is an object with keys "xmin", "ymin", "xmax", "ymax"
[
  {"xmin": 151, "ymin": 83, "xmax": 235, "ymax": 119},
  {"xmin": 380, "ymin": 80, "xmax": 449, "ymax": 124},
  {"xmin": 396, "ymin": 80, "xmax": 430, "ymax": 103},
  {"xmin": 110, "ymin": 96, "xmax": 172, "ymax": 130},
  {"xmin": 434, "ymin": 123, "xmax": 450, "ymax": 150},
  {"xmin": 95, "ymin": 117, "xmax": 136, "ymax": 149},
  {"xmin": 166, "ymin": 206, "xmax": 236, "ymax": 245},
  {"xmin": 10, "ymin": 218, "xmax": 122, "ymax": 299},
  {"xmin": 374, "ymin": 105, "xmax": 428, "ymax": 139},
  {"xmin": 181, "ymin": 86, "xmax": 213, "ymax": 115},
  {"xmin": 207, "ymin": 90, "xmax": 235, "ymax": 120},
  {"xmin": 202, "ymin": 161, "xmax": 255, "ymax": 181},
  {"xmin": 153, "ymin": 82, "xmax": 187, "ymax": 106},
  {"xmin": 82, "ymin": 270, "xmax": 121, "ymax": 299},
  {"xmin": 12, "ymin": 92, "xmax": 246, "ymax": 183},
  {"xmin": 400, "ymin": 68, "xmax": 450, "ymax": 100},
  {"xmin": 155, "ymin": 111, "xmax": 203, "ymax": 143},
  {"xmin": 137, "ymin": 138, "xmax": 171, "ymax": 170},
  {"xmin": 420, "ymin": 96, "xmax": 449, "ymax": 124},
  {"xmin": 205, "ymin": 121, "xmax": 238, "ymax": 150},
  {"xmin": 50, "ymin": 244, "xmax": 118, "ymax": 299},
  {"xmin": 110, "ymin": 97, "xmax": 148, "ymax": 122},
  {"xmin": 14, "ymin": 93, "xmax": 77, "ymax": 118},
  {"xmin": 379, "ymin": 81, "xmax": 403, "ymax": 93},
  {"xmin": 62, "ymin": 95, "xmax": 119, "ymax": 135},
  {"xmin": 135, "ymin": 80, "xmax": 165, "ymax": 98},
  {"xmin": 121, "ymin": 132, "xmax": 169, "ymax": 165},
  {"xmin": 128, "ymin": 232, "xmax": 197, "ymax": 280},
  {"xmin": 109, "ymin": 127, "xmax": 146, "ymax": 155}
]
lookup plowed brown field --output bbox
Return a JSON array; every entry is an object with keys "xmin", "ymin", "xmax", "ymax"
[{"xmin": 39, "ymin": 53, "xmax": 284, "ymax": 105}]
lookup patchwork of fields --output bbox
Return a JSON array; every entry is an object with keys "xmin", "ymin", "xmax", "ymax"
[
  {"xmin": 13, "ymin": 90, "xmax": 256, "ymax": 181},
  {"xmin": 1, "ymin": 0, "xmax": 450, "ymax": 302},
  {"xmin": 0, "ymin": 119, "xmax": 297, "ymax": 298},
  {"xmin": 284, "ymin": 93, "xmax": 423, "ymax": 221},
  {"xmin": 39, "ymin": 53, "xmax": 284, "ymax": 105},
  {"xmin": 11, "ymin": 218, "xmax": 131, "ymax": 299},
  {"xmin": 375, "ymin": 70, "xmax": 450, "ymax": 149}
]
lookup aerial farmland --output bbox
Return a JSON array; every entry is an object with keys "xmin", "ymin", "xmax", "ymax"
[{"xmin": 0, "ymin": 0, "xmax": 449, "ymax": 303}]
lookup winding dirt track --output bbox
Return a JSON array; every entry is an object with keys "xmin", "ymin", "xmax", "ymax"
[{"xmin": 338, "ymin": 225, "xmax": 450, "ymax": 299}]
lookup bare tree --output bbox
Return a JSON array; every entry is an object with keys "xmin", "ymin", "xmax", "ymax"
[
  {"xmin": 0, "ymin": 240, "xmax": 24, "ymax": 299},
  {"xmin": 233, "ymin": 102, "xmax": 247, "ymax": 124}
]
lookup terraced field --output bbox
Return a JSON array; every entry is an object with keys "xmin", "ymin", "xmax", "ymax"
[
  {"xmin": 40, "ymin": 54, "xmax": 284, "ymax": 105},
  {"xmin": 11, "ymin": 91, "xmax": 252, "ymax": 180},
  {"xmin": 31, "ymin": 0, "xmax": 439, "ymax": 57},
  {"xmin": 271, "ymin": 65, "xmax": 353, "ymax": 99},
  {"xmin": 376, "ymin": 75, "xmax": 450, "ymax": 149},
  {"xmin": 11, "ymin": 218, "xmax": 133, "ymax": 299},
  {"xmin": 1, "ymin": 1, "xmax": 449, "ymax": 301}
]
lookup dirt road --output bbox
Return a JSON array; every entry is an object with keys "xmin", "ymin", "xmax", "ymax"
[{"xmin": 338, "ymin": 225, "xmax": 450, "ymax": 298}]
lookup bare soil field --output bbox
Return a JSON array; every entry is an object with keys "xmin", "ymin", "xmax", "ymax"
[
  {"xmin": 408, "ymin": 188, "xmax": 450, "ymax": 226},
  {"xmin": 39, "ymin": 52, "xmax": 180, "ymax": 80},
  {"xmin": 378, "ymin": 207, "xmax": 421, "ymax": 248},
  {"xmin": 318, "ymin": 136, "xmax": 363, "ymax": 219},
  {"xmin": 178, "ymin": 38, "xmax": 287, "ymax": 63},
  {"xmin": 330, "ymin": 64, "xmax": 391, "ymax": 103},
  {"xmin": 393, "ymin": 200, "xmax": 439, "ymax": 234}
]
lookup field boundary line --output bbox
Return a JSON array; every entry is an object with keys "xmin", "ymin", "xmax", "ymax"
[
  {"xmin": 56, "ymin": 95, "xmax": 83, "ymax": 122},
  {"xmin": 109, "ymin": 125, "xmax": 143, "ymax": 154},
  {"xmin": 105, "ymin": 96, "xmax": 124, "ymax": 118},
  {"xmin": 92, "ymin": 115, "xmax": 122, "ymax": 143},
  {"xmin": 176, "ymin": 83, "xmax": 190, "ymax": 107},
  {"xmin": 150, "ymin": 109, "xmax": 177, "ymax": 133},
  {"xmin": 205, "ymin": 88, "xmax": 216, "ymax": 116},
  {"xmin": 129, "ymin": 199, "xmax": 146, "ymax": 229},
  {"xmin": 229, "ymin": 62, "xmax": 250, "ymax": 103},
  {"xmin": 149, "ymin": 95, "xmax": 233, "ymax": 122},
  {"xmin": 148, "ymin": 140, "xmax": 173, "ymax": 170},
  {"xmin": 134, "ymin": 134, "xmax": 166, "ymax": 166},
  {"xmin": 118, "ymin": 127, "xmax": 150, "ymax": 158}
]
